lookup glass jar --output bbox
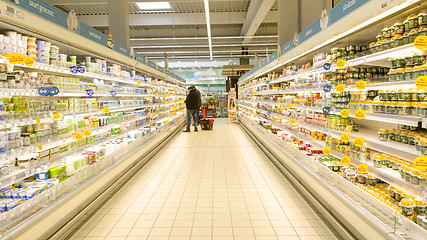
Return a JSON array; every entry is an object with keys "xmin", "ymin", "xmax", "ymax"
[
  {"xmin": 378, "ymin": 129, "xmax": 389, "ymax": 141},
  {"xmin": 404, "ymin": 89, "xmax": 412, "ymax": 101},
  {"xmin": 389, "ymin": 129, "xmax": 396, "ymax": 141},
  {"xmin": 408, "ymin": 133, "xmax": 416, "ymax": 145},
  {"xmin": 419, "ymin": 11, "xmax": 427, "ymax": 26},
  {"xmin": 397, "ymin": 89, "xmax": 405, "ymax": 101},
  {"xmin": 419, "ymin": 26, "xmax": 427, "ymax": 37},
  {"xmin": 402, "ymin": 32, "xmax": 410, "ymax": 45},
  {"xmin": 419, "ymin": 102, "xmax": 427, "ymax": 117},
  {"xmin": 396, "ymin": 58, "xmax": 406, "ymax": 68},
  {"xmin": 404, "ymin": 20, "xmax": 410, "ymax": 32},
  {"xmin": 395, "ymin": 130, "xmax": 403, "ymax": 142},
  {"xmin": 397, "ymin": 22, "xmax": 405, "ymax": 34},
  {"xmin": 396, "ymin": 102, "xmax": 405, "ymax": 115},
  {"xmin": 401, "ymin": 131, "xmax": 409, "ymax": 144},
  {"xmin": 410, "ymin": 88, "xmax": 419, "ymax": 102},
  {"xmin": 390, "ymin": 90, "xmax": 398, "ymax": 101},
  {"xmin": 409, "ymin": 102, "xmax": 418, "ymax": 115},
  {"xmin": 409, "ymin": 29, "xmax": 419, "ymax": 43},
  {"xmin": 396, "ymin": 68, "xmax": 405, "ymax": 80},
  {"xmin": 408, "ymin": 14, "xmax": 419, "ymax": 29},
  {"xmin": 419, "ymin": 89, "xmax": 427, "ymax": 102},
  {"xmin": 404, "ymin": 67, "xmax": 413, "ymax": 80}
]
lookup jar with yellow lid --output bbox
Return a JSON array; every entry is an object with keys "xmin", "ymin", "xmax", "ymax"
[
  {"xmin": 419, "ymin": 26, "xmax": 427, "ymax": 37},
  {"xmin": 404, "ymin": 67, "xmax": 414, "ymax": 80},
  {"xmin": 420, "ymin": 64, "xmax": 427, "ymax": 77},
  {"xmin": 410, "ymin": 88, "xmax": 419, "ymax": 102},
  {"xmin": 395, "ymin": 101, "xmax": 405, "ymax": 115},
  {"xmin": 415, "ymin": 52, "xmax": 427, "ymax": 66},
  {"xmin": 409, "ymin": 29, "xmax": 419, "ymax": 43},
  {"xmin": 418, "ymin": 102, "xmax": 427, "ymax": 117},
  {"xmin": 367, "ymin": 175, "xmax": 379, "ymax": 186},
  {"xmin": 420, "ymin": 138, "xmax": 427, "ymax": 155},
  {"xmin": 413, "ymin": 66, "xmax": 422, "ymax": 79},
  {"xmin": 415, "ymin": 135, "xmax": 422, "ymax": 151},
  {"xmin": 409, "ymin": 101, "xmax": 418, "ymax": 115},
  {"xmin": 369, "ymin": 42, "xmax": 377, "ymax": 54},
  {"xmin": 389, "ymin": 90, "xmax": 398, "ymax": 101},
  {"xmin": 401, "ymin": 131, "xmax": 409, "ymax": 144},
  {"xmin": 408, "ymin": 14, "xmax": 419, "ymax": 29},
  {"xmin": 378, "ymin": 90, "xmax": 387, "ymax": 101},
  {"xmin": 404, "ymin": 19, "xmax": 410, "ymax": 32},
  {"xmin": 419, "ymin": 11, "xmax": 427, "ymax": 26},
  {"xmin": 396, "ymin": 89, "xmax": 405, "ymax": 101},
  {"xmin": 402, "ymin": 32, "xmax": 410, "ymax": 45},
  {"xmin": 400, "ymin": 198, "xmax": 416, "ymax": 217},
  {"xmin": 395, "ymin": 68, "xmax": 405, "ymax": 81},
  {"xmin": 407, "ymin": 132, "xmax": 416, "ymax": 145},
  {"xmin": 410, "ymin": 169, "xmax": 421, "ymax": 185},
  {"xmin": 395, "ymin": 130, "xmax": 403, "ymax": 142},
  {"xmin": 420, "ymin": 172, "xmax": 427, "ymax": 189},
  {"xmin": 378, "ymin": 129, "xmax": 389, "ymax": 141},
  {"xmin": 388, "ymin": 129, "xmax": 396, "ymax": 141}
]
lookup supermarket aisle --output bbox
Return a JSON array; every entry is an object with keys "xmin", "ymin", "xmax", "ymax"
[{"xmin": 68, "ymin": 119, "xmax": 338, "ymax": 240}]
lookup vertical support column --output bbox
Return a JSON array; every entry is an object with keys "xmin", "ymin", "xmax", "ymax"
[
  {"xmin": 107, "ymin": 0, "xmax": 130, "ymax": 48},
  {"xmin": 278, "ymin": 0, "xmax": 299, "ymax": 47}
]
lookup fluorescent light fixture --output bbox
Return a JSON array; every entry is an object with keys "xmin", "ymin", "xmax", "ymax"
[
  {"xmin": 136, "ymin": 2, "xmax": 171, "ymax": 10},
  {"xmin": 204, "ymin": 0, "xmax": 213, "ymax": 60}
]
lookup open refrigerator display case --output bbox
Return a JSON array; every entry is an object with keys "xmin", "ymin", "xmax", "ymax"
[
  {"xmin": 238, "ymin": 0, "xmax": 427, "ymax": 239},
  {"xmin": 0, "ymin": 1, "xmax": 187, "ymax": 239}
]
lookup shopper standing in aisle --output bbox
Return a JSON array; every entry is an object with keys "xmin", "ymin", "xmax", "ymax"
[
  {"xmin": 192, "ymin": 86, "xmax": 202, "ymax": 121},
  {"xmin": 184, "ymin": 86, "xmax": 199, "ymax": 132}
]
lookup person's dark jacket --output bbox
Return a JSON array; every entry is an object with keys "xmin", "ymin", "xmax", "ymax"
[
  {"xmin": 185, "ymin": 89, "xmax": 199, "ymax": 110},
  {"xmin": 195, "ymin": 89, "xmax": 202, "ymax": 108}
]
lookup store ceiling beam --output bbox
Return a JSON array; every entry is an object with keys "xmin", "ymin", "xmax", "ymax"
[
  {"xmin": 240, "ymin": 0, "xmax": 276, "ymax": 44},
  {"xmin": 78, "ymin": 11, "xmax": 277, "ymax": 27},
  {"xmin": 130, "ymin": 35, "xmax": 277, "ymax": 41},
  {"xmin": 46, "ymin": 0, "xmax": 234, "ymax": 4}
]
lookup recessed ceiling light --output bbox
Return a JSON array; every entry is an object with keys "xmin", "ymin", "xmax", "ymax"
[
  {"xmin": 136, "ymin": 2, "xmax": 171, "ymax": 10},
  {"xmin": 195, "ymin": 60, "xmax": 198, "ymax": 63}
]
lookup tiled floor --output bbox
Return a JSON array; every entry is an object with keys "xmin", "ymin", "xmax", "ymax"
[{"xmin": 68, "ymin": 119, "xmax": 339, "ymax": 240}]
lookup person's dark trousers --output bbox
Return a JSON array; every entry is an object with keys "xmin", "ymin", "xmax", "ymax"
[{"xmin": 186, "ymin": 109, "xmax": 198, "ymax": 131}]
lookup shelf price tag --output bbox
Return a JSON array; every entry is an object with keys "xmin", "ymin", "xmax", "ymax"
[
  {"xmin": 341, "ymin": 156, "xmax": 350, "ymax": 165},
  {"xmin": 82, "ymin": 130, "xmax": 91, "ymax": 136},
  {"xmin": 73, "ymin": 132, "xmax": 83, "ymax": 140},
  {"xmin": 341, "ymin": 133, "xmax": 351, "ymax": 142},
  {"xmin": 24, "ymin": 56, "xmax": 35, "ymax": 67},
  {"xmin": 354, "ymin": 137, "xmax": 365, "ymax": 147},
  {"xmin": 323, "ymin": 147, "xmax": 331, "ymax": 155},
  {"xmin": 286, "ymin": 103, "xmax": 292, "ymax": 108},
  {"xmin": 340, "ymin": 109, "xmax": 350, "ymax": 118},
  {"xmin": 335, "ymin": 84, "xmax": 345, "ymax": 93},
  {"xmin": 35, "ymin": 117, "xmax": 40, "ymax": 124},
  {"xmin": 416, "ymin": 76, "xmax": 427, "ymax": 89},
  {"xmin": 336, "ymin": 59, "xmax": 347, "ymax": 69},
  {"xmin": 357, "ymin": 164, "xmax": 368, "ymax": 174},
  {"xmin": 414, "ymin": 36, "xmax": 427, "ymax": 50},
  {"xmin": 355, "ymin": 80, "xmax": 367, "ymax": 90},
  {"xmin": 354, "ymin": 110, "xmax": 366, "ymax": 119},
  {"xmin": 414, "ymin": 156, "xmax": 427, "ymax": 167},
  {"xmin": 5, "ymin": 54, "xmax": 24, "ymax": 65},
  {"xmin": 103, "ymin": 108, "xmax": 110, "ymax": 114}
]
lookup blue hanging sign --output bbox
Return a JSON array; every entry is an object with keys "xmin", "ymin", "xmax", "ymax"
[
  {"xmin": 323, "ymin": 84, "xmax": 332, "ymax": 92},
  {"xmin": 322, "ymin": 106, "xmax": 331, "ymax": 114},
  {"xmin": 85, "ymin": 89, "xmax": 95, "ymax": 97},
  {"xmin": 323, "ymin": 63, "xmax": 331, "ymax": 71}
]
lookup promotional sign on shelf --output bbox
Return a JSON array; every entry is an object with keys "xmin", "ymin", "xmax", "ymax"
[
  {"xmin": 414, "ymin": 156, "xmax": 427, "ymax": 168},
  {"xmin": 23, "ymin": 56, "xmax": 35, "ymax": 67},
  {"xmin": 340, "ymin": 109, "xmax": 350, "ymax": 118},
  {"xmin": 354, "ymin": 110, "xmax": 366, "ymax": 119},
  {"xmin": 336, "ymin": 84, "xmax": 345, "ymax": 93},
  {"xmin": 415, "ymin": 76, "xmax": 427, "ymax": 89},
  {"xmin": 357, "ymin": 164, "xmax": 368, "ymax": 174},
  {"xmin": 85, "ymin": 89, "xmax": 95, "ymax": 97},
  {"xmin": 110, "ymin": 91, "xmax": 117, "ymax": 97},
  {"xmin": 323, "ymin": 84, "xmax": 332, "ymax": 92},
  {"xmin": 69, "ymin": 66, "xmax": 85, "ymax": 74},
  {"xmin": 286, "ymin": 103, "xmax": 292, "ymax": 108},
  {"xmin": 414, "ymin": 36, "xmax": 427, "ymax": 50},
  {"xmin": 336, "ymin": 59, "xmax": 346, "ymax": 69},
  {"xmin": 341, "ymin": 156, "xmax": 350, "ymax": 165},
  {"xmin": 323, "ymin": 148, "xmax": 331, "ymax": 155},
  {"xmin": 341, "ymin": 133, "xmax": 351, "ymax": 142},
  {"xmin": 355, "ymin": 80, "xmax": 367, "ymax": 90},
  {"xmin": 323, "ymin": 63, "xmax": 331, "ymax": 71},
  {"xmin": 290, "ymin": 119, "xmax": 296, "ymax": 124},
  {"xmin": 354, "ymin": 137, "xmax": 365, "ymax": 147}
]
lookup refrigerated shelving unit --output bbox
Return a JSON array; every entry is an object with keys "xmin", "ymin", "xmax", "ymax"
[
  {"xmin": 238, "ymin": 0, "xmax": 427, "ymax": 240},
  {"xmin": 0, "ymin": 1, "xmax": 187, "ymax": 239}
]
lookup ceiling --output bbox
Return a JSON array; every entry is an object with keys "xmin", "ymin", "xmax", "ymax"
[{"xmin": 45, "ymin": 0, "xmax": 278, "ymax": 84}]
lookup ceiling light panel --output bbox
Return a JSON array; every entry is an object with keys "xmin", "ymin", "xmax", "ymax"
[{"xmin": 136, "ymin": 2, "xmax": 171, "ymax": 10}]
